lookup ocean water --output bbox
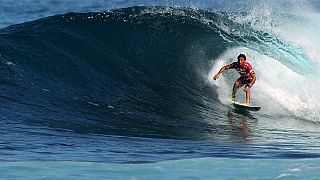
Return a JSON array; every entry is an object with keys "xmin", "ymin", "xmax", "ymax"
[{"xmin": 1, "ymin": 0, "xmax": 320, "ymax": 179}]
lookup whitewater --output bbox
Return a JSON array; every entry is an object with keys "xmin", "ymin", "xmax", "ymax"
[{"xmin": 0, "ymin": 0, "xmax": 320, "ymax": 179}]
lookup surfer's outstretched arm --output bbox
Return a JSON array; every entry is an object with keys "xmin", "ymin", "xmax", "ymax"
[{"xmin": 214, "ymin": 65, "xmax": 233, "ymax": 80}]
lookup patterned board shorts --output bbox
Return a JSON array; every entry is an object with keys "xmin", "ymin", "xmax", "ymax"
[{"xmin": 236, "ymin": 78, "xmax": 253, "ymax": 87}]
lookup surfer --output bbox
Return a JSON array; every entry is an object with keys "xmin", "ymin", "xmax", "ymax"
[{"xmin": 213, "ymin": 54, "xmax": 256, "ymax": 105}]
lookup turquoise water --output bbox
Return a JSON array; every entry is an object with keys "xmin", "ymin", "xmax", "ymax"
[{"xmin": 2, "ymin": 158, "xmax": 320, "ymax": 179}]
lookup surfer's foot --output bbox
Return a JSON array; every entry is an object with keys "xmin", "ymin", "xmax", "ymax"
[
  {"xmin": 242, "ymin": 102, "xmax": 250, "ymax": 106},
  {"xmin": 231, "ymin": 96, "xmax": 235, "ymax": 103}
]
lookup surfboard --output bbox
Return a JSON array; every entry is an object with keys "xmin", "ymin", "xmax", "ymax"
[{"xmin": 232, "ymin": 101, "xmax": 261, "ymax": 111}]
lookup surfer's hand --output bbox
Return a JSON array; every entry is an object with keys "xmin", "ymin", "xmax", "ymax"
[{"xmin": 213, "ymin": 74, "xmax": 220, "ymax": 80}]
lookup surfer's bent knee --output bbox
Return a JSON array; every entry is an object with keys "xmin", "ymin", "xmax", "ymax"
[{"xmin": 234, "ymin": 81, "xmax": 240, "ymax": 87}]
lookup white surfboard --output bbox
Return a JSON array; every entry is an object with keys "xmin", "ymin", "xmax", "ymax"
[{"xmin": 232, "ymin": 101, "xmax": 261, "ymax": 111}]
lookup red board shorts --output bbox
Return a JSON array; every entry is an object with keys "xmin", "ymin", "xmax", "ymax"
[{"xmin": 237, "ymin": 77, "xmax": 253, "ymax": 87}]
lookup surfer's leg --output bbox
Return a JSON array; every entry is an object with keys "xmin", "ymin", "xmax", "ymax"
[
  {"xmin": 243, "ymin": 80, "xmax": 252, "ymax": 105},
  {"xmin": 244, "ymin": 86, "xmax": 250, "ymax": 105},
  {"xmin": 232, "ymin": 80, "xmax": 241, "ymax": 98}
]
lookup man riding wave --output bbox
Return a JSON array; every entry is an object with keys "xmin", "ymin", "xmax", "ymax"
[{"xmin": 213, "ymin": 54, "xmax": 256, "ymax": 106}]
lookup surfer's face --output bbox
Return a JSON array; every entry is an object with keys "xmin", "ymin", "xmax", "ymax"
[{"xmin": 238, "ymin": 57, "xmax": 245, "ymax": 65}]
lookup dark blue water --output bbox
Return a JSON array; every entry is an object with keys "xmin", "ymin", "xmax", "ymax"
[{"xmin": 1, "ymin": 0, "xmax": 320, "ymax": 179}]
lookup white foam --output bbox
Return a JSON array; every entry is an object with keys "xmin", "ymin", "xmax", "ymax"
[
  {"xmin": 229, "ymin": 1, "xmax": 320, "ymax": 66},
  {"xmin": 209, "ymin": 47, "xmax": 320, "ymax": 122}
]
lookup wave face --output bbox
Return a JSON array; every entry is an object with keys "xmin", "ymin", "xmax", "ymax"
[{"xmin": 0, "ymin": 6, "xmax": 319, "ymax": 139}]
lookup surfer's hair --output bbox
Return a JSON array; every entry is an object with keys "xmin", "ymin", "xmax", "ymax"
[{"xmin": 237, "ymin": 54, "xmax": 246, "ymax": 61}]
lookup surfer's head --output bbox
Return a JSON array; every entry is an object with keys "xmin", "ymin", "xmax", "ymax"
[{"xmin": 237, "ymin": 54, "xmax": 246, "ymax": 65}]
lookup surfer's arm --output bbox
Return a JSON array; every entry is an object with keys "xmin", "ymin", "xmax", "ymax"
[{"xmin": 214, "ymin": 65, "xmax": 233, "ymax": 80}]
